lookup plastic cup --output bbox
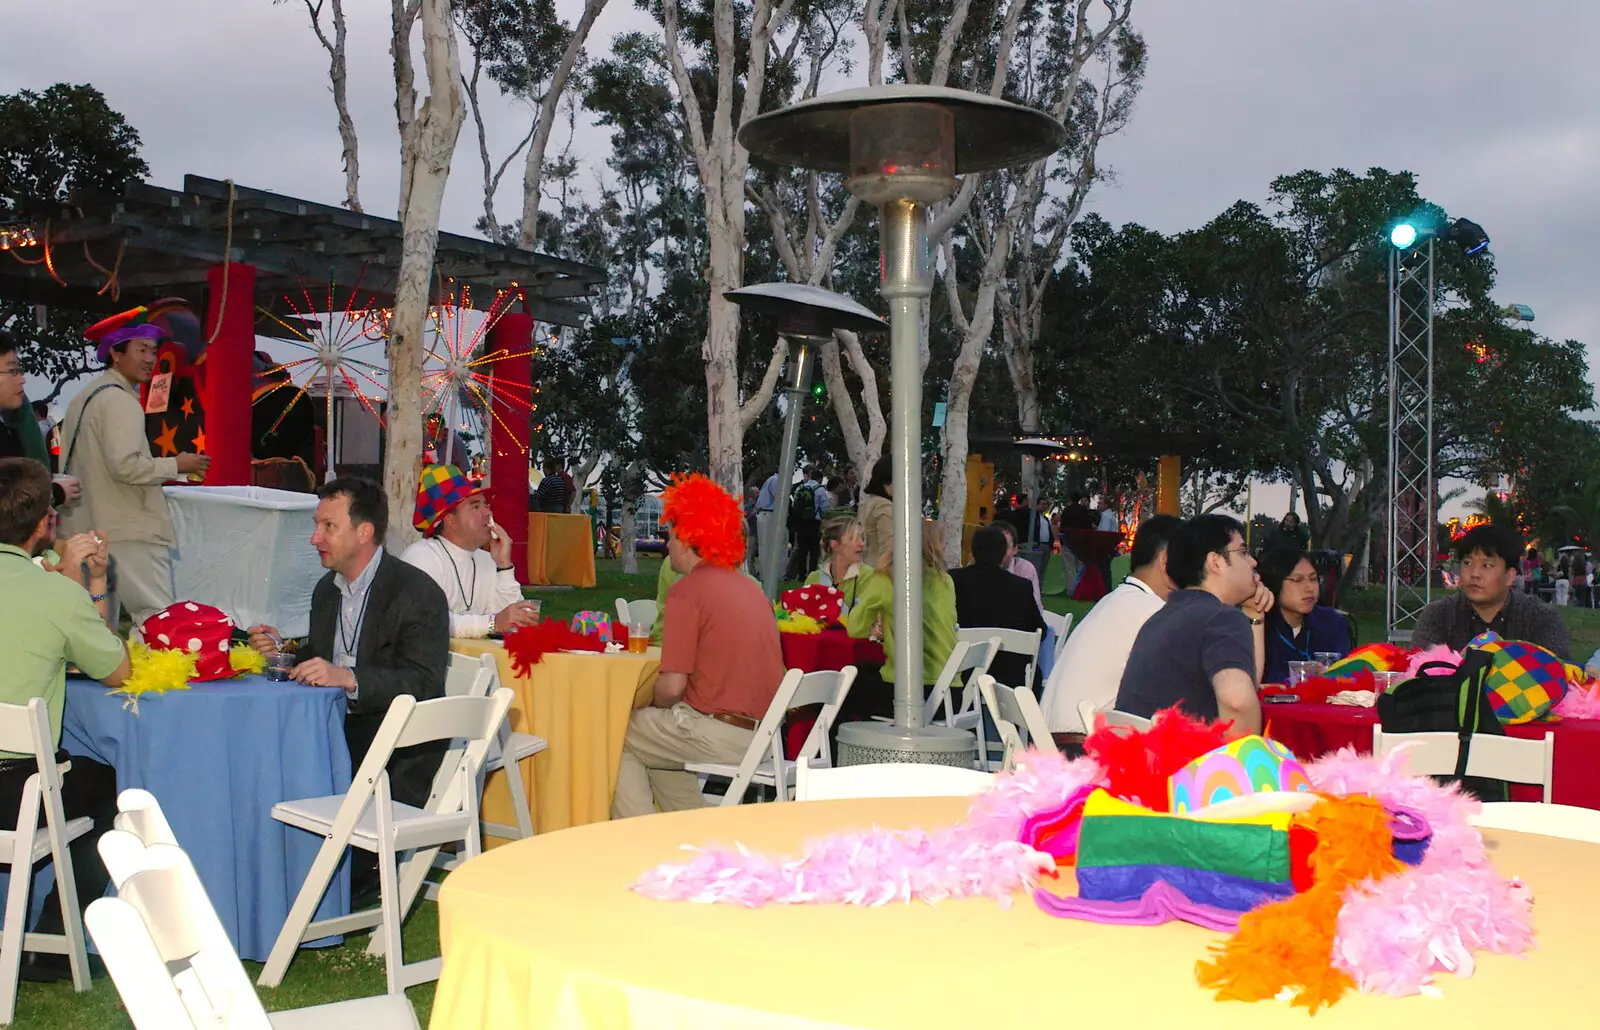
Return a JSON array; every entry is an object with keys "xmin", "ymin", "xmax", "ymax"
[
  {"xmin": 266, "ymin": 651, "xmax": 296, "ymax": 682},
  {"xmin": 627, "ymin": 620, "xmax": 651, "ymax": 653},
  {"xmin": 1372, "ymin": 670, "xmax": 1407, "ymax": 693},
  {"xmin": 1287, "ymin": 661, "xmax": 1325, "ymax": 687},
  {"xmin": 1313, "ymin": 651, "xmax": 1342, "ymax": 667},
  {"xmin": 525, "ymin": 598, "xmax": 542, "ymax": 620}
]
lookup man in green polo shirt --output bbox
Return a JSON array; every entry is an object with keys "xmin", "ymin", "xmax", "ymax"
[{"xmin": 0, "ymin": 457, "xmax": 129, "ymax": 981}]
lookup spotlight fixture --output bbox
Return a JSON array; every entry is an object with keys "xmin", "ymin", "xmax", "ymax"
[{"xmin": 1389, "ymin": 223, "xmax": 1418, "ymax": 249}]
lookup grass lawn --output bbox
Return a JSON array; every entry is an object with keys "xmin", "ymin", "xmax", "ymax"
[{"xmin": 25, "ymin": 558, "xmax": 1597, "ymax": 1027}]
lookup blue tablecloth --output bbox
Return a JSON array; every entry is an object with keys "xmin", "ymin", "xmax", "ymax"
[{"xmin": 61, "ymin": 675, "xmax": 352, "ymax": 961}]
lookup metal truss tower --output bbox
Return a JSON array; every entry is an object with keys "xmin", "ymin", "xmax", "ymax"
[{"xmin": 1386, "ymin": 238, "xmax": 1435, "ymax": 640}]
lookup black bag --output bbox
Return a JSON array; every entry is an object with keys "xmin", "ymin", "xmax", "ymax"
[{"xmin": 1376, "ymin": 648, "xmax": 1509, "ymax": 801}]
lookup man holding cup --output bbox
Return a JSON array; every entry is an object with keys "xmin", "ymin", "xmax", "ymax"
[{"xmin": 400, "ymin": 464, "xmax": 541, "ymax": 637}]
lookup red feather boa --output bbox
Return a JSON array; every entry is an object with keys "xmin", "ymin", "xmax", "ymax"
[{"xmin": 503, "ymin": 619, "xmax": 602, "ymax": 677}]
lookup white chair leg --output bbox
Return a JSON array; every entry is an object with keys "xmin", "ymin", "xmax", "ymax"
[
  {"xmin": 257, "ymin": 838, "xmax": 348, "ymax": 987},
  {"xmin": 0, "ymin": 823, "xmax": 34, "ymax": 1025},
  {"xmin": 43, "ymin": 818, "xmax": 90, "ymax": 993},
  {"xmin": 376, "ymin": 839, "xmax": 404, "ymax": 995},
  {"xmin": 502, "ymin": 751, "xmax": 535, "ymax": 841}
]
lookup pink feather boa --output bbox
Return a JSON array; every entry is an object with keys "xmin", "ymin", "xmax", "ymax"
[
  {"xmin": 631, "ymin": 752, "xmax": 1101, "ymax": 907},
  {"xmin": 1307, "ymin": 746, "xmax": 1535, "ymax": 996},
  {"xmin": 633, "ymin": 748, "xmax": 1534, "ymax": 997},
  {"xmin": 1553, "ymin": 680, "xmax": 1600, "ymax": 720},
  {"xmin": 1404, "ymin": 644, "xmax": 1463, "ymax": 678}
]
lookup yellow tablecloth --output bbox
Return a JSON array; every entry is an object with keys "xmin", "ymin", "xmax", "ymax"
[
  {"xmin": 451, "ymin": 639, "xmax": 658, "ymax": 837},
  {"xmin": 526, "ymin": 512, "xmax": 597, "ymax": 587},
  {"xmin": 432, "ymin": 797, "xmax": 1596, "ymax": 1030}
]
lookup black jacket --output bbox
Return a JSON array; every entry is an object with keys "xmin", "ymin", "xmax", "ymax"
[
  {"xmin": 949, "ymin": 563, "xmax": 1047, "ymax": 690},
  {"xmin": 300, "ymin": 551, "xmax": 451, "ymax": 807}
]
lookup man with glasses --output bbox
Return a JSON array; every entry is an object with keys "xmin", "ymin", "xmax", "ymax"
[
  {"xmin": 1412, "ymin": 522, "xmax": 1571, "ymax": 659},
  {"xmin": 1116, "ymin": 514, "xmax": 1274, "ymax": 737}
]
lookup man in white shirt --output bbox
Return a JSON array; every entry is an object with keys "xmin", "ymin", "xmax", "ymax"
[
  {"xmin": 1044, "ymin": 515, "xmax": 1182, "ymax": 737},
  {"xmin": 400, "ymin": 464, "xmax": 540, "ymax": 638}
]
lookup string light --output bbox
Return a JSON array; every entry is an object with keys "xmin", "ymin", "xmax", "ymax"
[{"xmin": 0, "ymin": 224, "xmax": 38, "ymax": 251}]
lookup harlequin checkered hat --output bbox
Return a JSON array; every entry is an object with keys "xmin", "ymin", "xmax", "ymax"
[{"xmin": 414, "ymin": 464, "xmax": 486, "ymax": 536}]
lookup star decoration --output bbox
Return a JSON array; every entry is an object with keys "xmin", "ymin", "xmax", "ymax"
[
  {"xmin": 180, "ymin": 397, "xmax": 195, "ymax": 418},
  {"xmin": 192, "ymin": 429, "xmax": 207, "ymax": 454},
  {"xmin": 153, "ymin": 421, "xmax": 179, "ymax": 457}
]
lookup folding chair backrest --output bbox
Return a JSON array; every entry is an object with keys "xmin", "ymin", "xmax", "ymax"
[
  {"xmin": 445, "ymin": 652, "xmax": 495, "ymax": 699},
  {"xmin": 975, "ymin": 676, "xmax": 1027, "ymax": 771},
  {"xmin": 793, "ymin": 756, "xmax": 995, "ymax": 801},
  {"xmin": 958, "ymin": 627, "xmax": 1041, "ymax": 687},
  {"xmin": 615, "ymin": 598, "xmax": 657, "ymax": 629},
  {"xmin": 0, "ymin": 700, "xmax": 34, "ymax": 758},
  {"xmin": 91, "ymin": 833, "xmax": 270, "ymax": 1029},
  {"xmin": 1374, "ymin": 726, "xmax": 1555, "ymax": 797},
  {"xmin": 713, "ymin": 669, "xmax": 805, "ymax": 807},
  {"xmin": 921, "ymin": 640, "xmax": 971, "ymax": 724},
  {"xmin": 1101, "ymin": 708, "xmax": 1152, "ymax": 732},
  {"xmin": 1002, "ymin": 685, "xmax": 1059, "ymax": 756},
  {"xmin": 0, "ymin": 699, "xmax": 68, "ymax": 845},
  {"xmin": 929, "ymin": 637, "xmax": 999, "ymax": 725},
  {"xmin": 784, "ymin": 668, "xmax": 857, "ymax": 775},
  {"xmin": 113, "ymin": 788, "xmax": 180, "ymax": 848}
]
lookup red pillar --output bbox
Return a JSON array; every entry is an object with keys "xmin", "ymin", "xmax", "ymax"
[
  {"xmin": 202, "ymin": 261, "xmax": 256, "ymax": 486},
  {"xmin": 488, "ymin": 312, "xmax": 533, "ymax": 584}
]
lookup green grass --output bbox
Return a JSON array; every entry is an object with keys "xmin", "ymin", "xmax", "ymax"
[{"xmin": 29, "ymin": 560, "xmax": 1600, "ymax": 1027}]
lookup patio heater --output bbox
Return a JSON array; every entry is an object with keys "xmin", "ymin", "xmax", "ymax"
[
  {"xmin": 740, "ymin": 86, "xmax": 1066, "ymax": 766},
  {"xmin": 724, "ymin": 282, "xmax": 888, "ymax": 600}
]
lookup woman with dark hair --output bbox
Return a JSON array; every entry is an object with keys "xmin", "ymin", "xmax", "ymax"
[
  {"xmin": 1259, "ymin": 547, "xmax": 1350, "ymax": 684},
  {"xmin": 859, "ymin": 454, "xmax": 893, "ymax": 569}
]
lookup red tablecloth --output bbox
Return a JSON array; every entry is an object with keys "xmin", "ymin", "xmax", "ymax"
[
  {"xmin": 1264, "ymin": 700, "xmax": 1600, "ymax": 809},
  {"xmin": 779, "ymin": 629, "xmax": 886, "ymax": 760},
  {"xmin": 780, "ymin": 628, "xmax": 885, "ymax": 673}
]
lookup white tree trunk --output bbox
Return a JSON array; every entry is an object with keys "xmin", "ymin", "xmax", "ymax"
[
  {"xmin": 515, "ymin": 0, "xmax": 609, "ymax": 250},
  {"xmin": 618, "ymin": 461, "xmax": 641, "ymax": 575},
  {"xmin": 385, "ymin": 0, "xmax": 466, "ymax": 549}
]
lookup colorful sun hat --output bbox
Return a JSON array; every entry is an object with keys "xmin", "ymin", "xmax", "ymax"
[
  {"xmin": 84, "ymin": 307, "xmax": 164, "ymax": 361},
  {"xmin": 413, "ymin": 464, "xmax": 486, "ymax": 536}
]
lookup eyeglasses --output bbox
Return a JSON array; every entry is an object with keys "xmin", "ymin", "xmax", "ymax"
[
  {"xmin": 0, "ymin": 366, "xmax": 23, "ymax": 379},
  {"xmin": 1284, "ymin": 574, "xmax": 1321, "ymax": 586},
  {"xmin": 1220, "ymin": 546, "xmax": 1251, "ymax": 560}
]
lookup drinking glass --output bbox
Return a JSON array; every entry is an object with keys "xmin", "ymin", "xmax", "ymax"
[
  {"xmin": 1313, "ymin": 651, "xmax": 1342, "ymax": 667},
  {"xmin": 627, "ymin": 619, "xmax": 652, "ymax": 653},
  {"xmin": 1287, "ymin": 660, "xmax": 1323, "ymax": 687},
  {"xmin": 266, "ymin": 651, "xmax": 296, "ymax": 682}
]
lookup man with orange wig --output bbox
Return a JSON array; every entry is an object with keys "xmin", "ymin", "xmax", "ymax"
[{"xmin": 612, "ymin": 474, "xmax": 786, "ymax": 818}]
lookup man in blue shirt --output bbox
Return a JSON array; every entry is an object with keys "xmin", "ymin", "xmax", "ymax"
[{"xmin": 1116, "ymin": 514, "xmax": 1273, "ymax": 737}]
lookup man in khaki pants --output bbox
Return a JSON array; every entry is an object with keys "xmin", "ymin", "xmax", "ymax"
[
  {"xmin": 59, "ymin": 312, "xmax": 209, "ymax": 624},
  {"xmin": 612, "ymin": 474, "xmax": 786, "ymax": 818}
]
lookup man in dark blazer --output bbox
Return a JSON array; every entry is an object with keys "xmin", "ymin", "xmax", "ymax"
[
  {"xmin": 248, "ymin": 476, "xmax": 450, "ymax": 808},
  {"xmin": 950, "ymin": 523, "xmax": 1047, "ymax": 691}
]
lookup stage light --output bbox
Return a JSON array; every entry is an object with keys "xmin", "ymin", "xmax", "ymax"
[
  {"xmin": 1449, "ymin": 217, "xmax": 1490, "ymax": 256},
  {"xmin": 1389, "ymin": 223, "xmax": 1418, "ymax": 249}
]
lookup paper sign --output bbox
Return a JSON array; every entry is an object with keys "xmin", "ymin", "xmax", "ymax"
[
  {"xmin": 144, "ymin": 372, "xmax": 172, "ymax": 414},
  {"xmin": 932, "ymin": 401, "xmax": 947, "ymax": 428}
]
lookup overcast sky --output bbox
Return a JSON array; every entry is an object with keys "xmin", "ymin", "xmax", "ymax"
[{"xmin": 10, "ymin": 1, "xmax": 1598, "ymax": 516}]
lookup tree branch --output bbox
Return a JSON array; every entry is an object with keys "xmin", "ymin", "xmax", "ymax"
[{"xmin": 738, "ymin": 336, "xmax": 790, "ymax": 429}]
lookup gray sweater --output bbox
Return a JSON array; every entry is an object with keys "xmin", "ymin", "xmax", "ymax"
[{"xmin": 1410, "ymin": 590, "xmax": 1572, "ymax": 661}]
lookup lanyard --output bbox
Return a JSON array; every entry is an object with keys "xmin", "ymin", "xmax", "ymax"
[
  {"xmin": 435, "ymin": 538, "xmax": 477, "ymax": 606},
  {"xmin": 1276, "ymin": 623, "xmax": 1311, "ymax": 661},
  {"xmin": 338, "ymin": 584, "xmax": 374, "ymax": 659}
]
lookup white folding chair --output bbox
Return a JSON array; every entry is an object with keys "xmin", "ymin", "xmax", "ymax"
[
  {"xmin": 112, "ymin": 788, "xmax": 178, "ymax": 847},
  {"xmin": 90, "ymin": 830, "xmax": 419, "ymax": 1029},
  {"xmin": 1373, "ymin": 726, "xmax": 1555, "ymax": 801},
  {"xmin": 923, "ymin": 636, "xmax": 999, "ymax": 767},
  {"xmin": 1076, "ymin": 700, "xmax": 1152, "ymax": 733},
  {"xmin": 685, "ymin": 668, "xmax": 855, "ymax": 804},
  {"xmin": 957, "ymin": 628, "xmax": 1041, "ymax": 769},
  {"xmin": 258, "ymin": 688, "xmax": 514, "ymax": 995},
  {"xmin": 977, "ymin": 675, "xmax": 1060, "ymax": 771},
  {"xmin": 447, "ymin": 652, "xmax": 542, "ymax": 842},
  {"xmin": 0, "ymin": 698, "xmax": 92, "ymax": 1021},
  {"xmin": 793, "ymin": 756, "xmax": 995, "ymax": 801},
  {"xmin": 1470, "ymin": 802, "xmax": 1600, "ymax": 842},
  {"xmin": 615, "ymin": 597, "xmax": 658, "ymax": 631},
  {"xmin": 1041, "ymin": 610, "xmax": 1073, "ymax": 666}
]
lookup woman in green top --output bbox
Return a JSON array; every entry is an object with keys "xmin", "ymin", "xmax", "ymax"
[
  {"xmin": 843, "ymin": 519, "xmax": 957, "ymax": 723},
  {"xmin": 805, "ymin": 516, "xmax": 871, "ymax": 613}
]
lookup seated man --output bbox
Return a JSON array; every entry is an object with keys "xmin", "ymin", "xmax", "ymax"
[
  {"xmin": 248, "ymin": 476, "xmax": 449, "ymax": 808},
  {"xmin": 1045, "ymin": 515, "xmax": 1182, "ymax": 735},
  {"xmin": 1411, "ymin": 522, "xmax": 1571, "ymax": 660},
  {"xmin": 612, "ymin": 475, "xmax": 785, "ymax": 819},
  {"xmin": 1116, "ymin": 514, "xmax": 1273, "ymax": 737},
  {"xmin": 949, "ymin": 523, "xmax": 1046, "ymax": 690},
  {"xmin": 0, "ymin": 458, "xmax": 128, "ymax": 982},
  {"xmin": 400, "ymin": 464, "xmax": 539, "ymax": 638}
]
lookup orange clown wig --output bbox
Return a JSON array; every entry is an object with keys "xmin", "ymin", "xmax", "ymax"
[{"xmin": 660, "ymin": 473, "xmax": 746, "ymax": 569}]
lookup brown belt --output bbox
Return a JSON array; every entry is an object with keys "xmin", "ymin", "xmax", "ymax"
[{"xmin": 709, "ymin": 711, "xmax": 759, "ymax": 731}]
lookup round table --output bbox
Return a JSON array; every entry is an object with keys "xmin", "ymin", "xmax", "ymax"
[
  {"xmin": 430, "ymin": 797, "xmax": 1594, "ymax": 1029},
  {"xmin": 61, "ymin": 674, "xmax": 351, "ymax": 961}
]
